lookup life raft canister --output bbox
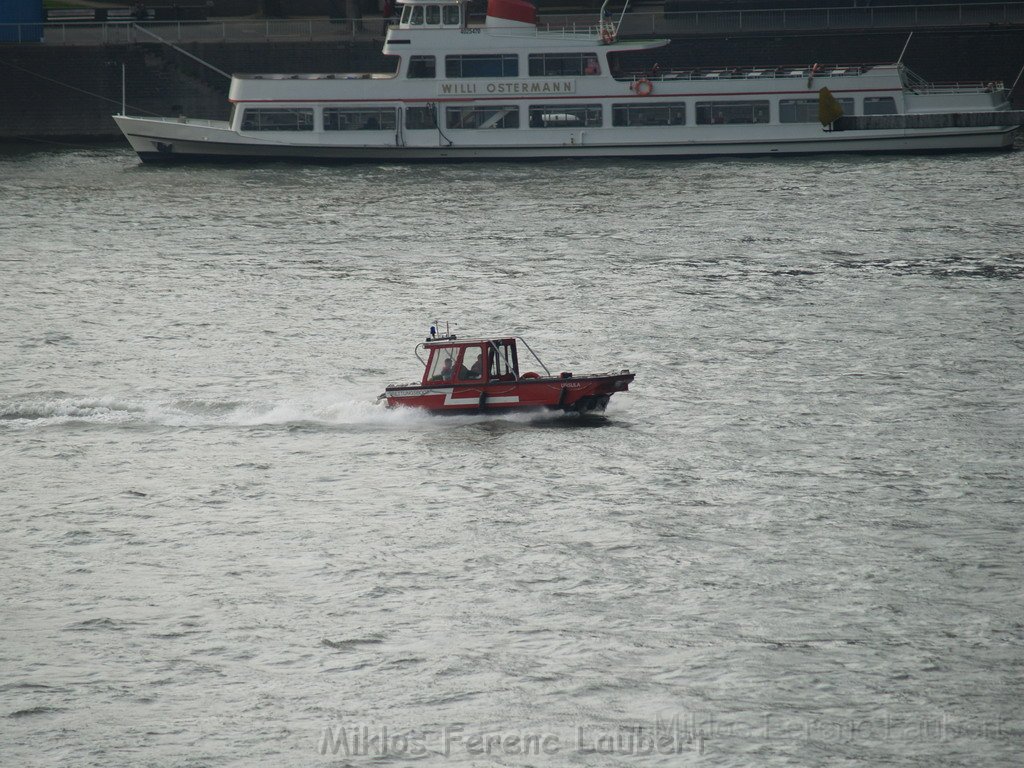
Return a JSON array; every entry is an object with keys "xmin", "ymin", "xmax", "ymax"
[{"xmin": 633, "ymin": 78, "xmax": 654, "ymax": 97}]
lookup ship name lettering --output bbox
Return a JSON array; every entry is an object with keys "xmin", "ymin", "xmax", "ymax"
[
  {"xmin": 440, "ymin": 83, "xmax": 478, "ymax": 95},
  {"xmin": 485, "ymin": 81, "xmax": 574, "ymax": 94}
]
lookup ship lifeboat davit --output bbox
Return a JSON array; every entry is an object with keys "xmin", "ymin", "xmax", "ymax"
[{"xmin": 486, "ymin": 0, "xmax": 538, "ymax": 30}]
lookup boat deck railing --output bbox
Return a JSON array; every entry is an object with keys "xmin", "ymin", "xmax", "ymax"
[
  {"xmin": 619, "ymin": 63, "xmax": 876, "ymax": 81},
  {"xmin": 129, "ymin": 116, "xmax": 230, "ymax": 127},
  {"xmin": 4, "ymin": 2, "xmax": 1023, "ymax": 45},
  {"xmin": 899, "ymin": 64, "xmax": 1003, "ymax": 93}
]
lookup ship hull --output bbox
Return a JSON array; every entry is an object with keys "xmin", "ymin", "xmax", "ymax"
[
  {"xmin": 117, "ymin": 115, "xmax": 1017, "ymax": 163},
  {"xmin": 383, "ymin": 373, "xmax": 635, "ymax": 414}
]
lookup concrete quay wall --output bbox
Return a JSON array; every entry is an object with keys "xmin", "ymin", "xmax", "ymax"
[{"xmin": 1, "ymin": 27, "xmax": 1021, "ymax": 140}]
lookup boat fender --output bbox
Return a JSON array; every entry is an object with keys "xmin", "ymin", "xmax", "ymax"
[
  {"xmin": 521, "ymin": 371, "xmax": 540, "ymax": 379},
  {"xmin": 478, "ymin": 391, "xmax": 487, "ymax": 409},
  {"xmin": 633, "ymin": 79, "xmax": 653, "ymax": 97},
  {"xmin": 557, "ymin": 386, "xmax": 568, "ymax": 408}
]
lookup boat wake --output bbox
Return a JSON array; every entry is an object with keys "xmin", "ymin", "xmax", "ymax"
[{"xmin": 0, "ymin": 392, "xmax": 589, "ymax": 430}]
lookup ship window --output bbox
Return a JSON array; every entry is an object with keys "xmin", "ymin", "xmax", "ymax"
[
  {"xmin": 443, "ymin": 5, "xmax": 460, "ymax": 25},
  {"xmin": 240, "ymin": 108, "xmax": 314, "ymax": 131},
  {"xmin": 400, "ymin": 5, "xmax": 411, "ymax": 23},
  {"xmin": 427, "ymin": 348, "xmax": 459, "ymax": 382},
  {"xmin": 864, "ymin": 97, "xmax": 897, "ymax": 115},
  {"xmin": 458, "ymin": 346, "xmax": 486, "ymax": 380},
  {"xmin": 528, "ymin": 53, "xmax": 600, "ymax": 77},
  {"xmin": 405, "ymin": 106, "xmax": 437, "ymax": 130},
  {"xmin": 528, "ymin": 104, "xmax": 602, "ymax": 128},
  {"xmin": 612, "ymin": 102, "xmax": 686, "ymax": 126},
  {"xmin": 445, "ymin": 54, "xmax": 518, "ymax": 78},
  {"xmin": 446, "ymin": 105, "xmax": 519, "ymax": 129},
  {"xmin": 410, "ymin": 5, "xmax": 423, "ymax": 25},
  {"xmin": 425, "ymin": 5, "xmax": 440, "ymax": 24},
  {"xmin": 779, "ymin": 97, "xmax": 855, "ymax": 123},
  {"xmin": 408, "ymin": 55, "xmax": 435, "ymax": 78},
  {"xmin": 323, "ymin": 108, "xmax": 397, "ymax": 131},
  {"xmin": 695, "ymin": 100, "xmax": 770, "ymax": 124}
]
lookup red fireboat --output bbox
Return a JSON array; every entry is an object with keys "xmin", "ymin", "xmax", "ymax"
[{"xmin": 380, "ymin": 324, "xmax": 635, "ymax": 414}]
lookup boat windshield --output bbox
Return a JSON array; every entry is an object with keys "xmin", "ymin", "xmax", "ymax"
[{"xmin": 427, "ymin": 347, "xmax": 459, "ymax": 381}]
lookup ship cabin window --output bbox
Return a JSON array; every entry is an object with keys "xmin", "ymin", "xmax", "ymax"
[
  {"xmin": 779, "ymin": 97, "xmax": 855, "ymax": 123},
  {"xmin": 489, "ymin": 341, "xmax": 518, "ymax": 381},
  {"xmin": 696, "ymin": 100, "xmax": 770, "ymax": 125},
  {"xmin": 446, "ymin": 105, "xmax": 519, "ymax": 129},
  {"xmin": 324, "ymin": 108, "xmax": 397, "ymax": 131},
  {"xmin": 612, "ymin": 102, "xmax": 686, "ymax": 126},
  {"xmin": 427, "ymin": 347, "xmax": 459, "ymax": 381},
  {"xmin": 240, "ymin": 108, "xmax": 314, "ymax": 131},
  {"xmin": 408, "ymin": 55, "xmax": 436, "ymax": 78},
  {"xmin": 528, "ymin": 53, "xmax": 601, "ymax": 77},
  {"xmin": 864, "ymin": 97, "xmax": 897, "ymax": 115},
  {"xmin": 446, "ymin": 54, "xmax": 519, "ymax": 78},
  {"xmin": 401, "ymin": 4, "xmax": 460, "ymax": 26},
  {"xmin": 405, "ymin": 106, "xmax": 437, "ymax": 129},
  {"xmin": 528, "ymin": 104, "xmax": 603, "ymax": 128},
  {"xmin": 460, "ymin": 346, "xmax": 486, "ymax": 381}
]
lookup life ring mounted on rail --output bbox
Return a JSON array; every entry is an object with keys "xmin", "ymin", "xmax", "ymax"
[{"xmin": 633, "ymin": 78, "xmax": 654, "ymax": 97}]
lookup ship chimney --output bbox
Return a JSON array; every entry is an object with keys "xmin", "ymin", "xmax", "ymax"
[{"xmin": 486, "ymin": 0, "xmax": 538, "ymax": 30}]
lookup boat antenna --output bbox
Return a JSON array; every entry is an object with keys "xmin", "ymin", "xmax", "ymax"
[
  {"xmin": 896, "ymin": 31, "xmax": 914, "ymax": 66},
  {"xmin": 121, "ymin": 62, "xmax": 126, "ymax": 116},
  {"xmin": 131, "ymin": 23, "xmax": 231, "ymax": 80}
]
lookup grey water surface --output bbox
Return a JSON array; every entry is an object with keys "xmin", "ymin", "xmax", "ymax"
[{"xmin": 1, "ymin": 145, "xmax": 1022, "ymax": 767}]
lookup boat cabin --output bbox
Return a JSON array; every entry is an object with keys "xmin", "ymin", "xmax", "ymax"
[{"xmin": 420, "ymin": 337, "xmax": 529, "ymax": 385}]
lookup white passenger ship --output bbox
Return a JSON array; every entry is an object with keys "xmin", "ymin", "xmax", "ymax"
[{"xmin": 114, "ymin": 0, "xmax": 1021, "ymax": 161}]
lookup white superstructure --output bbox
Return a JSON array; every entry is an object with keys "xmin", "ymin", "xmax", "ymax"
[{"xmin": 114, "ymin": 0, "xmax": 1021, "ymax": 161}]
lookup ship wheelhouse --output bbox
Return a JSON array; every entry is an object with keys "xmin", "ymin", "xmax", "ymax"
[
  {"xmin": 397, "ymin": 0, "xmax": 465, "ymax": 30},
  {"xmin": 421, "ymin": 338, "xmax": 521, "ymax": 386}
]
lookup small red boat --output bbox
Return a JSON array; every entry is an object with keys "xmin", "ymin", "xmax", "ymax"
[{"xmin": 381, "ymin": 325, "xmax": 635, "ymax": 414}]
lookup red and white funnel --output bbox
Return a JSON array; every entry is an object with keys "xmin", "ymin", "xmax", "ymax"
[{"xmin": 486, "ymin": 0, "xmax": 537, "ymax": 30}]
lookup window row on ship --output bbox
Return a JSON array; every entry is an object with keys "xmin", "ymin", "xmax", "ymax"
[{"xmin": 237, "ymin": 97, "xmax": 898, "ymax": 132}]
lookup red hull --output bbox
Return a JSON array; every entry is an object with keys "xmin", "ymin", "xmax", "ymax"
[{"xmin": 384, "ymin": 373, "xmax": 634, "ymax": 414}]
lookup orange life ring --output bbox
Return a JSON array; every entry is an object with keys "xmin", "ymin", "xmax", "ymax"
[
  {"xmin": 634, "ymin": 78, "xmax": 653, "ymax": 97},
  {"xmin": 521, "ymin": 371, "xmax": 541, "ymax": 379},
  {"xmin": 601, "ymin": 28, "xmax": 614, "ymax": 45}
]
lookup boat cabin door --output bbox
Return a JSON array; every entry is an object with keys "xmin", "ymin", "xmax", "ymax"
[{"xmin": 487, "ymin": 339, "xmax": 519, "ymax": 381}]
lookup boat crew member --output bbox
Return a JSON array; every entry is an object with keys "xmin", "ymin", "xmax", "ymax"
[
  {"xmin": 434, "ymin": 357, "xmax": 454, "ymax": 381},
  {"xmin": 466, "ymin": 353, "xmax": 484, "ymax": 379}
]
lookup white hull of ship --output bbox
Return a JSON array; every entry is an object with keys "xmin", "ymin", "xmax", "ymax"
[{"xmin": 115, "ymin": 115, "xmax": 1016, "ymax": 162}]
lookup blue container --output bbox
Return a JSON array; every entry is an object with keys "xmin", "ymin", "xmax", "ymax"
[{"xmin": 0, "ymin": 0, "xmax": 43, "ymax": 43}]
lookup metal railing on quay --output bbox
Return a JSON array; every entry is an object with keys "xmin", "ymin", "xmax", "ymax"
[{"xmin": 1, "ymin": 4, "xmax": 1022, "ymax": 46}]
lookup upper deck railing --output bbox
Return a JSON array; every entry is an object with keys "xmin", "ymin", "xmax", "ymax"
[{"xmin": 1, "ymin": 3, "xmax": 1022, "ymax": 45}]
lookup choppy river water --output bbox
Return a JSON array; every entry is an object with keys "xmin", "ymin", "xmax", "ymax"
[{"xmin": 1, "ymin": 145, "xmax": 1023, "ymax": 766}]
